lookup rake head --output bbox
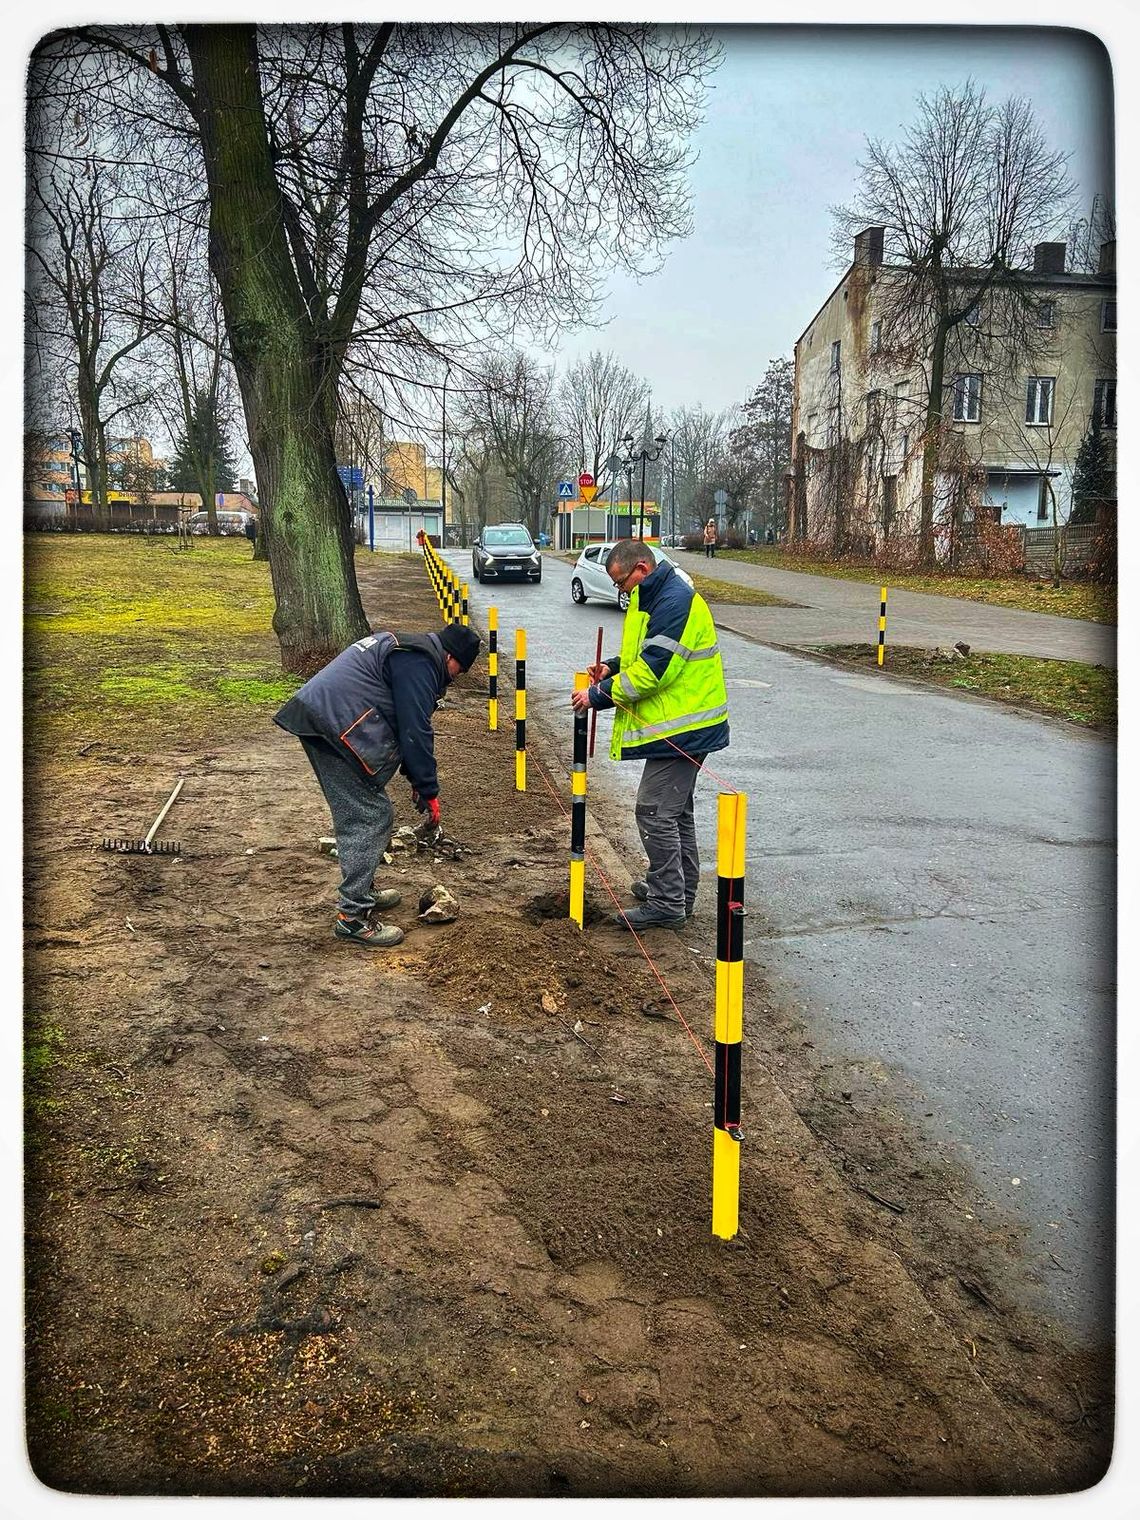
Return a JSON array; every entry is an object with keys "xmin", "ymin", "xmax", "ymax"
[{"xmin": 102, "ymin": 837, "xmax": 182, "ymax": 855}]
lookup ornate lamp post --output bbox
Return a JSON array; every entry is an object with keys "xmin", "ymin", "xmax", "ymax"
[{"xmin": 620, "ymin": 431, "xmax": 669, "ymax": 543}]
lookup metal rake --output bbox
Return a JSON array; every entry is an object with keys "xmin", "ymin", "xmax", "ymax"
[{"xmin": 102, "ymin": 777, "xmax": 184, "ymax": 856}]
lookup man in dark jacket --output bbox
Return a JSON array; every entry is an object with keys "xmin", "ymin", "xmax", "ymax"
[{"xmin": 274, "ymin": 623, "xmax": 482, "ymax": 947}]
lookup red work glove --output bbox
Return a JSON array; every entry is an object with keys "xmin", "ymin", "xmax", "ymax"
[{"xmin": 414, "ymin": 793, "xmax": 441, "ymax": 827}]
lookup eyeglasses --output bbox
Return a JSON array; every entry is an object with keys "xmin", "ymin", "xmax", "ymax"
[{"xmin": 607, "ymin": 566, "xmax": 636, "ymax": 591}]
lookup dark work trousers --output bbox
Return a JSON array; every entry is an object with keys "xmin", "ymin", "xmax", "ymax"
[
  {"xmin": 300, "ymin": 735, "xmax": 399, "ymax": 916},
  {"xmin": 704, "ymin": 542, "xmax": 715, "ymax": 558},
  {"xmin": 635, "ymin": 753, "xmax": 706, "ymax": 917}
]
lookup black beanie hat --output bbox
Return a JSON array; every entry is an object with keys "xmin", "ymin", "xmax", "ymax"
[{"xmin": 438, "ymin": 623, "xmax": 482, "ymax": 672}]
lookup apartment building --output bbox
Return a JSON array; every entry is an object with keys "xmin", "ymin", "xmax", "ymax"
[{"xmin": 789, "ymin": 226, "xmax": 1116, "ymax": 553}]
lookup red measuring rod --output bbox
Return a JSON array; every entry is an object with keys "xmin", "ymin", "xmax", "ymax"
[{"xmin": 588, "ymin": 625, "xmax": 603, "ymax": 758}]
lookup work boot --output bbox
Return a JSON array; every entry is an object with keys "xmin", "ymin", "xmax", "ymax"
[
  {"xmin": 334, "ymin": 911, "xmax": 405, "ymax": 948},
  {"xmin": 610, "ymin": 904, "xmax": 686, "ymax": 932},
  {"xmin": 630, "ymin": 880, "xmax": 695, "ymax": 918},
  {"xmin": 369, "ymin": 888, "xmax": 403, "ymax": 911}
]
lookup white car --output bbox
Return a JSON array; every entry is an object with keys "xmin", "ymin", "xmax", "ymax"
[{"xmin": 569, "ymin": 541, "xmax": 695, "ymax": 611}]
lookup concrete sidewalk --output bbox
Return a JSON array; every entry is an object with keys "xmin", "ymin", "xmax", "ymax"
[{"xmin": 693, "ymin": 553, "xmax": 1116, "ymax": 667}]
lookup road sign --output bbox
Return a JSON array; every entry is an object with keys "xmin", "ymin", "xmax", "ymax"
[
  {"xmin": 580, "ymin": 484, "xmax": 598, "ymax": 503},
  {"xmin": 557, "ymin": 480, "xmax": 575, "ymax": 500},
  {"xmin": 714, "ymin": 488, "xmax": 729, "ymax": 508},
  {"xmin": 578, "ymin": 472, "xmax": 594, "ymax": 489},
  {"xmin": 337, "ymin": 464, "xmax": 364, "ymax": 489}
]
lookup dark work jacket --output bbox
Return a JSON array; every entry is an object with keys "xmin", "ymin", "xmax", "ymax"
[{"xmin": 274, "ymin": 631, "xmax": 449, "ymax": 798}]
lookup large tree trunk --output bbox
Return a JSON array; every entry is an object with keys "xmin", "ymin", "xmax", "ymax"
[
  {"xmin": 184, "ymin": 25, "xmax": 367, "ymax": 673},
  {"xmin": 919, "ymin": 320, "xmax": 949, "ymax": 569}
]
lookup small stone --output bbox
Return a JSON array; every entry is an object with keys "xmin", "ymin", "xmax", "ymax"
[
  {"xmin": 418, "ymin": 883, "xmax": 458, "ymax": 923},
  {"xmin": 541, "ymin": 991, "xmax": 559, "ymax": 1015}
]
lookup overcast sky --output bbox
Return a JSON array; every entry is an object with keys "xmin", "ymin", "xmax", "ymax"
[{"xmin": 551, "ymin": 24, "xmax": 1114, "ymax": 416}]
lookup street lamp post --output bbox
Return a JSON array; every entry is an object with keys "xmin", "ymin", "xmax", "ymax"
[
  {"xmin": 621, "ymin": 431, "xmax": 669, "ymax": 543},
  {"xmin": 669, "ymin": 433, "xmax": 676, "ymax": 545},
  {"xmin": 441, "ymin": 364, "xmax": 450, "ymax": 547}
]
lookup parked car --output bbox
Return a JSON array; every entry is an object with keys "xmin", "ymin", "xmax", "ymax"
[
  {"xmin": 472, "ymin": 522, "xmax": 542, "ymax": 583},
  {"xmin": 570, "ymin": 541, "xmax": 694, "ymax": 611},
  {"xmin": 188, "ymin": 509, "xmax": 255, "ymax": 536}
]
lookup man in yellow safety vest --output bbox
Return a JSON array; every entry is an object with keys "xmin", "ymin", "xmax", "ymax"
[{"xmin": 570, "ymin": 539, "xmax": 729, "ymax": 930}]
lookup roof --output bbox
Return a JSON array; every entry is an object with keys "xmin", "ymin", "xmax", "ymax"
[{"xmin": 794, "ymin": 260, "xmax": 1115, "ymax": 349}]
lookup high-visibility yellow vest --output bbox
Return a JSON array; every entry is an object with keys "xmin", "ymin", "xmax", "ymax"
[{"xmin": 610, "ymin": 584, "xmax": 729, "ymax": 761}]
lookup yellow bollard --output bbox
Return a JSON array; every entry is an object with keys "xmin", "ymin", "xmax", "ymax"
[
  {"xmin": 569, "ymin": 671, "xmax": 588, "ymax": 927},
  {"xmin": 878, "ymin": 585, "xmax": 888, "ymax": 667},
  {"xmin": 488, "ymin": 606, "xmax": 498, "ymax": 731},
  {"xmin": 461, "ymin": 583, "xmax": 469, "ymax": 627},
  {"xmin": 515, "ymin": 628, "xmax": 527, "ymax": 791},
  {"xmin": 712, "ymin": 791, "xmax": 747, "ymax": 1240}
]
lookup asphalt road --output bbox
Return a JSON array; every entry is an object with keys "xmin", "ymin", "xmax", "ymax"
[{"xmin": 445, "ymin": 549, "xmax": 1115, "ymax": 1345}]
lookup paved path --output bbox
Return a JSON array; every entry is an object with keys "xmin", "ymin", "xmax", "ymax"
[{"xmin": 688, "ymin": 554, "xmax": 1116, "ymax": 667}]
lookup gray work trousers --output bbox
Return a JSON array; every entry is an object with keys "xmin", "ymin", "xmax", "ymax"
[
  {"xmin": 635, "ymin": 753, "xmax": 706, "ymax": 916},
  {"xmin": 300, "ymin": 735, "xmax": 398, "ymax": 915}
]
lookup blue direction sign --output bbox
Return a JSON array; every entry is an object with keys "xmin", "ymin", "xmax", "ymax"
[
  {"xmin": 556, "ymin": 479, "xmax": 575, "ymax": 500},
  {"xmin": 337, "ymin": 465, "xmax": 364, "ymax": 489}
]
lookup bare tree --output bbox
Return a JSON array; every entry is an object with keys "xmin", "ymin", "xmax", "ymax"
[
  {"xmin": 665, "ymin": 404, "xmax": 728, "ymax": 533},
  {"xmin": 31, "ymin": 23, "xmax": 718, "ymax": 671},
  {"xmin": 1067, "ymin": 193, "xmax": 1115, "ymax": 273},
  {"xmin": 26, "ymin": 162, "xmax": 157, "ymax": 514},
  {"xmin": 464, "ymin": 351, "xmax": 563, "ymax": 538},
  {"xmin": 558, "ymin": 351, "xmax": 650, "ymax": 502},
  {"xmin": 832, "ymin": 81, "xmax": 1076, "ymax": 566}
]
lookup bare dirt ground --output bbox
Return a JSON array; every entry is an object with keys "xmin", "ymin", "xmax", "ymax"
[{"xmin": 24, "ymin": 554, "xmax": 1111, "ymax": 1497}]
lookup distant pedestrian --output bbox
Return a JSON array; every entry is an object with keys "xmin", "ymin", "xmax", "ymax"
[
  {"xmin": 570, "ymin": 540, "xmax": 729, "ymax": 931},
  {"xmin": 274, "ymin": 623, "xmax": 482, "ymax": 947},
  {"xmin": 243, "ymin": 515, "xmax": 258, "ymax": 553},
  {"xmin": 703, "ymin": 518, "xmax": 717, "ymax": 559},
  {"xmin": 765, "ymin": 525, "xmax": 774, "ymax": 545}
]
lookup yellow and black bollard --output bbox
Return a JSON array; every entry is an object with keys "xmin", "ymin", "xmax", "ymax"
[
  {"xmin": 877, "ymin": 585, "xmax": 888, "ymax": 667},
  {"xmin": 712, "ymin": 791, "xmax": 747, "ymax": 1240},
  {"xmin": 488, "ymin": 606, "xmax": 499, "ymax": 731},
  {"xmin": 461, "ymin": 582, "xmax": 470, "ymax": 627},
  {"xmin": 514, "ymin": 628, "xmax": 527, "ymax": 791},
  {"xmin": 569, "ymin": 671, "xmax": 588, "ymax": 927}
]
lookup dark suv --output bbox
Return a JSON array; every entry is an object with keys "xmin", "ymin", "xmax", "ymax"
[{"xmin": 472, "ymin": 522, "xmax": 542, "ymax": 583}]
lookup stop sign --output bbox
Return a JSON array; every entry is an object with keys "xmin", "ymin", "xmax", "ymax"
[{"xmin": 578, "ymin": 472, "xmax": 594, "ymax": 489}]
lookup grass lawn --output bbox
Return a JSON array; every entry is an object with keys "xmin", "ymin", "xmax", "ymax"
[
  {"xmin": 688, "ymin": 569, "xmax": 796, "ymax": 608},
  {"xmin": 24, "ymin": 533, "xmax": 300, "ymax": 752},
  {"xmin": 719, "ymin": 547, "xmax": 1115, "ymax": 625},
  {"xmin": 817, "ymin": 643, "xmax": 1116, "ymax": 732}
]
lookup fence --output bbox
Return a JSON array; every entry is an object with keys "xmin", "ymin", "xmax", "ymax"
[{"xmin": 1020, "ymin": 524, "xmax": 1099, "ymax": 575}]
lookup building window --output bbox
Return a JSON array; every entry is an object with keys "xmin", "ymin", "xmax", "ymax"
[
  {"xmin": 1037, "ymin": 299, "xmax": 1056, "ymax": 328},
  {"xmin": 806, "ymin": 411, "xmax": 817, "ymax": 441},
  {"xmin": 1094, "ymin": 378, "xmax": 1116, "ymax": 429},
  {"xmin": 1101, "ymin": 299, "xmax": 1116, "ymax": 332},
  {"xmin": 952, "ymin": 373, "xmax": 983, "ymax": 423},
  {"xmin": 870, "ymin": 320, "xmax": 882, "ymax": 353},
  {"xmin": 830, "ymin": 340, "xmax": 841, "ymax": 374},
  {"xmin": 865, "ymin": 390, "xmax": 882, "ymax": 431},
  {"xmin": 899, "ymin": 430, "xmax": 910, "ymax": 466},
  {"xmin": 1025, "ymin": 376, "xmax": 1055, "ymax": 426}
]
